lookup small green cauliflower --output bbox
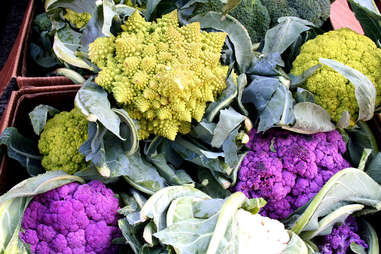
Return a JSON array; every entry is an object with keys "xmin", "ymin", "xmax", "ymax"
[
  {"xmin": 63, "ymin": 8, "xmax": 91, "ymax": 29},
  {"xmin": 291, "ymin": 28, "xmax": 381, "ymax": 123},
  {"xmin": 38, "ymin": 108, "xmax": 89, "ymax": 174}
]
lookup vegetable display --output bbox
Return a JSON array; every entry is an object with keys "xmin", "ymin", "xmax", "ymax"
[{"xmin": 1, "ymin": 0, "xmax": 381, "ymax": 253}]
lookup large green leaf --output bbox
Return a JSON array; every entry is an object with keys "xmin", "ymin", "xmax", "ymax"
[
  {"xmin": 349, "ymin": 0, "xmax": 381, "ymax": 44},
  {"xmin": 45, "ymin": 0, "xmax": 97, "ymax": 13},
  {"xmin": 242, "ymin": 76, "xmax": 295, "ymax": 132},
  {"xmin": 75, "ymin": 79, "xmax": 123, "ymax": 139},
  {"xmin": 358, "ymin": 219, "xmax": 380, "ymax": 254},
  {"xmin": 283, "ymin": 231, "xmax": 309, "ymax": 254},
  {"xmin": 28, "ymin": 105, "xmax": 60, "ymax": 135},
  {"xmin": 118, "ymin": 218, "xmax": 142, "ymax": 254},
  {"xmin": 319, "ymin": 58, "xmax": 377, "ymax": 122},
  {"xmin": 190, "ymin": 12, "xmax": 253, "ymax": 73},
  {"xmin": 366, "ymin": 153, "xmax": 381, "ymax": 185},
  {"xmin": 281, "ymin": 102, "xmax": 335, "ymax": 134},
  {"xmin": 52, "ymin": 26, "xmax": 92, "ymax": 70},
  {"xmin": 263, "ymin": 17, "xmax": 314, "ymax": 55},
  {"xmin": 0, "ymin": 127, "xmax": 44, "ymax": 176},
  {"xmin": 288, "ymin": 168, "xmax": 381, "ymax": 234},
  {"xmin": 211, "ymin": 107, "xmax": 245, "ymax": 148},
  {"xmin": 0, "ymin": 170, "xmax": 84, "ymax": 204},
  {"xmin": 140, "ymin": 185, "xmax": 211, "ymax": 231}
]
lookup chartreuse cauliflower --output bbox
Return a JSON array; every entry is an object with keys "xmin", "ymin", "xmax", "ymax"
[
  {"xmin": 19, "ymin": 180, "xmax": 121, "ymax": 253},
  {"xmin": 88, "ymin": 10, "xmax": 229, "ymax": 140},
  {"xmin": 63, "ymin": 8, "xmax": 91, "ymax": 29},
  {"xmin": 234, "ymin": 128, "xmax": 350, "ymax": 220},
  {"xmin": 38, "ymin": 108, "xmax": 88, "ymax": 174},
  {"xmin": 291, "ymin": 28, "xmax": 381, "ymax": 123}
]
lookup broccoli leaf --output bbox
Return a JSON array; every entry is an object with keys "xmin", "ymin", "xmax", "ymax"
[
  {"xmin": 236, "ymin": 73, "xmax": 248, "ymax": 115},
  {"xmin": 29, "ymin": 104, "xmax": 60, "ymax": 135},
  {"xmin": 205, "ymin": 69, "xmax": 237, "ymax": 122},
  {"xmin": 246, "ymin": 52, "xmax": 285, "ymax": 77},
  {"xmin": 197, "ymin": 169, "xmax": 231, "ymax": 199},
  {"xmin": 190, "ymin": 12, "xmax": 253, "ymax": 73},
  {"xmin": 283, "ymin": 231, "xmax": 309, "ymax": 254},
  {"xmin": 349, "ymin": 0, "xmax": 381, "ymax": 44},
  {"xmin": 45, "ymin": 0, "xmax": 97, "ymax": 13},
  {"xmin": 140, "ymin": 185, "xmax": 211, "ymax": 231},
  {"xmin": 0, "ymin": 127, "xmax": 44, "ymax": 176},
  {"xmin": 53, "ymin": 26, "xmax": 93, "ymax": 70},
  {"xmin": 0, "ymin": 170, "xmax": 84, "ymax": 204},
  {"xmin": 211, "ymin": 107, "xmax": 245, "ymax": 148},
  {"xmin": 294, "ymin": 88, "xmax": 315, "ymax": 103},
  {"xmin": 75, "ymin": 79, "xmax": 124, "ymax": 139},
  {"xmin": 242, "ymin": 76, "xmax": 295, "ymax": 132},
  {"xmin": 319, "ymin": 58, "xmax": 377, "ymax": 122},
  {"xmin": 300, "ymin": 204, "xmax": 364, "ymax": 240},
  {"xmin": 281, "ymin": 102, "xmax": 335, "ymax": 134},
  {"xmin": 263, "ymin": 16, "xmax": 314, "ymax": 55},
  {"xmin": 189, "ymin": 120, "xmax": 217, "ymax": 145},
  {"xmin": 357, "ymin": 219, "xmax": 380, "ymax": 254},
  {"xmin": 118, "ymin": 218, "xmax": 143, "ymax": 254},
  {"xmin": 365, "ymin": 153, "xmax": 381, "ymax": 185},
  {"xmin": 287, "ymin": 168, "xmax": 381, "ymax": 235}
]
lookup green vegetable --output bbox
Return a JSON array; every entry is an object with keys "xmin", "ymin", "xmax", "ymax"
[
  {"xmin": 291, "ymin": 28, "xmax": 381, "ymax": 124},
  {"xmin": 88, "ymin": 10, "xmax": 230, "ymax": 140},
  {"xmin": 38, "ymin": 108, "xmax": 89, "ymax": 174},
  {"xmin": 192, "ymin": 0, "xmax": 270, "ymax": 43},
  {"xmin": 63, "ymin": 8, "xmax": 92, "ymax": 28}
]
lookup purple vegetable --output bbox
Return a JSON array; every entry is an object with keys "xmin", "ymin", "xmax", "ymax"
[
  {"xmin": 234, "ymin": 129, "xmax": 350, "ymax": 219},
  {"xmin": 319, "ymin": 216, "xmax": 368, "ymax": 254},
  {"xmin": 20, "ymin": 180, "xmax": 121, "ymax": 254}
]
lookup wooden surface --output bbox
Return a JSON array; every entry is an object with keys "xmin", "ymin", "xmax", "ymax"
[{"xmin": 330, "ymin": 0, "xmax": 364, "ymax": 33}]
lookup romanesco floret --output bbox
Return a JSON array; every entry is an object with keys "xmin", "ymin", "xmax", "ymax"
[
  {"xmin": 193, "ymin": 0, "xmax": 271, "ymax": 43},
  {"xmin": 262, "ymin": 0, "xmax": 332, "ymax": 27},
  {"xmin": 63, "ymin": 8, "xmax": 91, "ymax": 29},
  {"xmin": 38, "ymin": 108, "xmax": 89, "ymax": 174},
  {"xmin": 88, "ymin": 10, "xmax": 229, "ymax": 140},
  {"xmin": 291, "ymin": 28, "xmax": 381, "ymax": 123}
]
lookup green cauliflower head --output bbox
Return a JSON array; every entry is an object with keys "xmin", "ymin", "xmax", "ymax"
[
  {"xmin": 88, "ymin": 10, "xmax": 229, "ymax": 141},
  {"xmin": 63, "ymin": 8, "xmax": 91, "ymax": 29},
  {"xmin": 38, "ymin": 108, "xmax": 89, "ymax": 174},
  {"xmin": 291, "ymin": 28, "xmax": 381, "ymax": 124}
]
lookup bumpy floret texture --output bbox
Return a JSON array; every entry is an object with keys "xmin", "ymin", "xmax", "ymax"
[
  {"xmin": 193, "ymin": 0, "xmax": 271, "ymax": 43},
  {"xmin": 262, "ymin": 0, "xmax": 331, "ymax": 27},
  {"xmin": 20, "ymin": 180, "xmax": 121, "ymax": 254},
  {"xmin": 234, "ymin": 129, "xmax": 350, "ymax": 220},
  {"xmin": 292, "ymin": 28, "xmax": 381, "ymax": 123},
  {"xmin": 88, "ymin": 10, "xmax": 229, "ymax": 140},
  {"xmin": 63, "ymin": 9, "xmax": 91, "ymax": 29},
  {"xmin": 38, "ymin": 108, "xmax": 88, "ymax": 174},
  {"xmin": 319, "ymin": 216, "xmax": 367, "ymax": 254}
]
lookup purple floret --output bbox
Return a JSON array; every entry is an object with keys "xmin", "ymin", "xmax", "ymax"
[
  {"xmin": 19, "ymin": 180, "xmax": 121, "ymax": 254},
  {"xmin": 319, "ymin": 216, "xmax": 368, "ymax": 254},
  {"xmin": 234, "ymin": 129, "xmax": 350, "ymax": 219}
]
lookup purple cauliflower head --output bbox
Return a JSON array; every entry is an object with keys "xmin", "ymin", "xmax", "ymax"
[
  {"xmin": 20, "ymin": 180, "xmax": 121, "ymax": 254},
  {"xmin": 319, "ymin": 216, "xmax": 368, "ymax": 254},
  {"xmin": 234, "ymin": 129, "xmax": 350, "ymax": 220}
]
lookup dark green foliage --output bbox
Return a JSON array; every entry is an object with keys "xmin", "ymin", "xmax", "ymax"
[
  {"xmin": 193, "ymin": 0, "xmax": 271, "ymax": 43},
  {"xmin": 262, "ymin": 0, "xmax": 331, "ymax": 27}
]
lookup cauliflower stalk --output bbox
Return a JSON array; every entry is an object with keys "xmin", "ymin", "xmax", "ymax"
[
  {"xmin": 19, "ymin": 180, "xmax": 121, "ymax": 254},
  {"xmin": 63, "ymin": 8, "xmax": 91, "ymax": 29},
  {"xmin": 234, "ymin": 128, "xmax": 350, "ymax": 220},
  {"xmin": 88, "ymin": 10, "xmax": 229, "ymax": 140},
  {"xmin": 38, "ymin": 108, "xmax": 89, "ymax": 174},
  {"xmin": 291, "ymin": 28, "xmax": 381, "ymax": 123}
]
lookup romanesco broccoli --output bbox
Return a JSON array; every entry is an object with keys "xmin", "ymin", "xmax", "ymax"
[
  {"xmin": 291, "ymin": 28, "xmax": 381, "ymax": 123},
  {"xmin": 193, "ymin": 0, "xmax": 271, "ymax": 43},
  {"xmin": 63, "ymin": 8, "xmax": 91, "ymax": 29},
  {"xmin": 38, "ymin": 108, "xmax": 89, "ymax": 174},
  {"xmin": 88, "ymin": 10, "xmax": 229, "ymax": 141}
]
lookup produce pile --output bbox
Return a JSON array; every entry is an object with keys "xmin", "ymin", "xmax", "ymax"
[{"xmin": 1, "ymin": 0, "xmax": 381, "ymax": 253}]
